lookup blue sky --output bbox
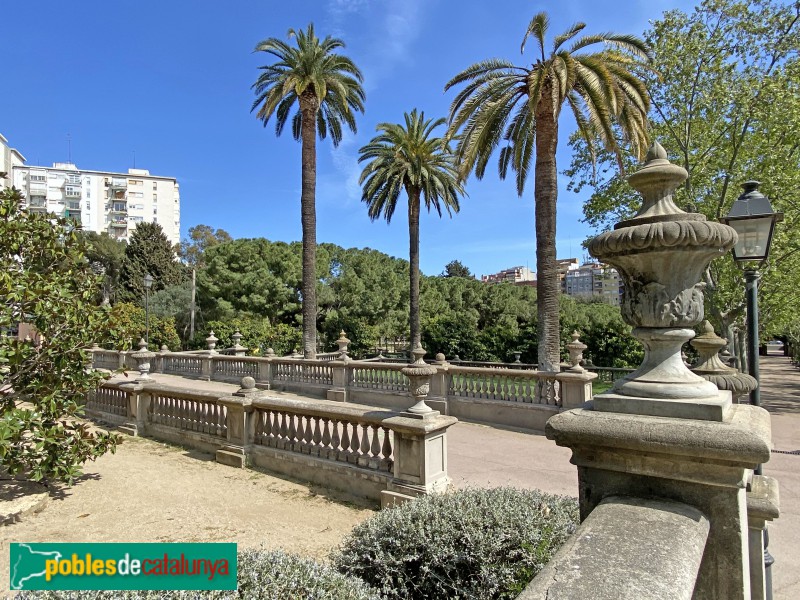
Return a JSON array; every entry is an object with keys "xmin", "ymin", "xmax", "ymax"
[{"xmin": 2, "ymin": 0, "xmax": 695, "ymax": 277}]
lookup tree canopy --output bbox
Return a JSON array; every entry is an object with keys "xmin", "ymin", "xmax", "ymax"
[
  {"xmin": 118, "ymin": 222, "xmax": 185, "ymax": 305},
  {"xmin": 566, "ymin": 0, "xmax": 800, "ymax": 342}
]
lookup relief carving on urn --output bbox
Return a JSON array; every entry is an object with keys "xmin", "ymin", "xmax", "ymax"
[{"xmin": 621, "ymin": 280, "xmax": 706, "ymax": 328}]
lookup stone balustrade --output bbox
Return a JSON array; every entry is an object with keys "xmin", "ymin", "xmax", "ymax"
[
  {"xmin": 84, "ymin": 378, "xmax": 456, "ymax": 506},
  {"xmin": 88, "ymin": 347, "xmax": 597, "ymax": 432}
]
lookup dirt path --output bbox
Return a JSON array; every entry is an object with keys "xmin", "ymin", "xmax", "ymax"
[{"xmin": 0, "ymin": 434, "xmax": 374, "ymax": 589}]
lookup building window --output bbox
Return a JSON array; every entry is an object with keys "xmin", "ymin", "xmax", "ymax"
[
  {"xmin": 129, "ymin": 179, "xmax": 143, "ymax": 186},
  {"xmin": 153, "ymin": 182, "xmax": 157, "ymax": 190}
]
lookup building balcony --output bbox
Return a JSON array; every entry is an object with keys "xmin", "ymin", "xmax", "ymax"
[
  {"xmin": 28, "ymin": 197, "xmax": 47, "ymax": 208},
  {"xmin": 109, "ymin": 219, "xmax": 128, "ymax": 228},
  {"xmin": 109, "ymin": 178, "xmax": 127, "ymax": 189},
  {"xmin": 65, "ymin": 190, "xmax": 81, "ymax": 198},
  {"xmin": 67, "ymin": 201, "xmax": 81, "ymax": 210}
]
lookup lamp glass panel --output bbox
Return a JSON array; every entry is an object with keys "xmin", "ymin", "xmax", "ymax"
[{"xmin": 729, "ymin": 216, "xmax": 773, "ymax": 261}]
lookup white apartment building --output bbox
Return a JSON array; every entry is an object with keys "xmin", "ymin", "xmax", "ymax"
[
  {"xmin": 3, "ymin": 133, "xmax": 180, "ymax": 245},
  {"xmin": 0, "ymin": 133, "xmax": 26, "ymax": 190},
  {"xmin": 564, "ymin": 262, "xmax": 622, "ymax": 306}
]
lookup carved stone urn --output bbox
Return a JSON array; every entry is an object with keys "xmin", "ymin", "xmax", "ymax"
[
  {"xmin": 130, "ymin": 338, "xmax": 156, "ymax": 382},
  {"xmin": 588, "ymin": 142, "xmax": 737, "ymax": 420},
  {"xmin": 691, "ymin": 320, "xmax": 757, "ymax": 404},
  {"xmin": 401, "ymin": 345, "xmax": 438, "ymax": 417}
]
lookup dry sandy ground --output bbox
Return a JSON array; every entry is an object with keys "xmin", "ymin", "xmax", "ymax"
[{"xmin": 0, "ymin": 434, "xmax": 375, "ymax": 591}]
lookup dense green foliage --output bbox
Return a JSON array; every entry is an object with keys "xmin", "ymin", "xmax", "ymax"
[
  {"xmin": 445, "ymin": 12, "xmax": 652, "ymax": 372},
  {"xmin": 359, "ymin": 109, "xmax": 464, "ymax": 351},
  {"xmin": 194, "ymin": 236, "xmax": 640, "ymax": 365},
  {"xmin": 106, "ymin": 302, "xmax": 182, "ymax": 351},
  {"xmin": 18, "ymin": 548, "xmax": 379, "ymax": 600},
  {"xmin": 118, "ymin": 222, "xmax": 185, "ymax": 305},
  {"xmin": 566, "ymin": 0, "xmax": 800, "ymax": 343},
  {"xmin": 179, "ymin": 224, "xmax": 232, "ymax": 268},
  {"xmin": 0, "ymin": 188, "xmax": 118, "ymax": 484},
  {"xmin": 332, "ymin": 487, "xmax": 579, "ymax": 600}
]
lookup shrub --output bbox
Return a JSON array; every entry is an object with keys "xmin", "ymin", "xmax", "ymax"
[
  {"xmin": 331, "ymin": 487, "xmax": 579, "ymax": 600},
  {"xmin": 17, "ymin": 548, "xmax": 379, "ymax": 600}
]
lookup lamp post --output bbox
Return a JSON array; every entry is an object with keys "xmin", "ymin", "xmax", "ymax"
[
  {"xmin": 721, "ymin": 180, "xmax": 783, "ymax": 600},
  {"xmin": 143, "ymin": 273, "xmax": 154, "ymax": 347},
  {"xmin": 720, "ymin": 181, "xmax": 783, "ymax": 408}
]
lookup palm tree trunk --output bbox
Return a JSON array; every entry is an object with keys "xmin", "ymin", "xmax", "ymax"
[
  {"xmin": 407, "ymin": 188, "xmax": 422, "ymax": 353},
  {"xmin": 299, "ymin": 93, "xmax": 319, "ymax": 359},
  {"xmin": 534, "ymin": 88, "xmax": 561, "ymax": 373}
]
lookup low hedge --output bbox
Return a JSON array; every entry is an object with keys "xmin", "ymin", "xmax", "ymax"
[{"xmin": 331, "ymin": 487, "xmax": 579, "ymax": 600}]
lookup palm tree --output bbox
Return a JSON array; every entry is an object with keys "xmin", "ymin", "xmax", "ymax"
[
  {"xmin": 359, "ymin": 110, "xmax": 465, "ymax": 353},
  {"xmin": 252, "ymin": 24, "xmax": 365, "ymax": 359},
  {"xmin": 446, "ymin": 13, "xmax": 651, "ymax": 372}
]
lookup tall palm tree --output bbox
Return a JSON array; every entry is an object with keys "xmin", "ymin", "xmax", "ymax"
[
  {"xmin": 359, "ymin": 110, "xmax": 465, "ymax": 352},
  {"xmin": 446, "ymin": 13, "xmax": 651, "ymax": 372},
  {"xmin": 252, "ymin": 24, "xmax": 365, "ymax": 359}
]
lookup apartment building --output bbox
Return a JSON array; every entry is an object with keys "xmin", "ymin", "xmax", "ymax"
[
  {"xmin": 564, "ymin": 262, "xmax": 622, "ymax": 306},
  {"xmin": 0, "ymin": 133, "xmax": 25, "ymax": 190},
  {"xmin": 481, "ymin": 265, "xmax": 536, "ymax": 285},
  {"xmin": 3, "ymin": 133, "xmax": 180, "ymax": 245}
]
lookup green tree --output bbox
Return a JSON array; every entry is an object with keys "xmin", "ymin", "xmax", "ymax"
[
  {"xmin": 441, "ymin": 260, "xmax": 473, "ymax": 278},
  {"xmin": 118, "ymin": 222, "xmax": 185, "ymax": 305},
  {"xmin": 82, "ymin": 231, "xmax": 126, "ymax": 305},
  {"xmin": 252, "ymin": 24, "xmax": 365, "ymax": 359},
  {"xmin": 0, "ymin": 188, "xmax": 118, "ymax": 484},
  {"xmin": 359, "ymin": 109, "xmax": 465, "ymax": 352},
  {"xmin": 446, "ymin": 13, "xmax": 651, "ymax": 372},
  {"xmin": 178, "ymin": 224, "xmax": 232, "ymax": 268},
  {"xmin": 566, "ymin": 0, "xmax": 800, "ymax": 344},
  {"xmin": 106, "ymin": 302, "xmax": 182, "ymax": 351}
]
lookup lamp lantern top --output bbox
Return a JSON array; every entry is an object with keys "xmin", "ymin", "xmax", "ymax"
[{"xmin": 143, "ymin": 273, "xmax": 154, "ymax": 289}]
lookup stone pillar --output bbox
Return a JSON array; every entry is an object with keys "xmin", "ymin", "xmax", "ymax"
[
  {"xmin": 326, "ymin": 360, "xmax": 350, "ymax": 402},
  {"xmin": 381, "ymin": 412, "xmax": 458, "ymax": 508},
  {"xmin": 216, "ymin": 377, "xmax": 257, "ymax": 468},
  {"xmin": 427, "ymin": 354, "xmax": 450, "ymax": 414},
  {"xmin": 117, "ymin": 382, "xmax": 150, "ymax": 437},
  {"xmin": 747, "ymin": 475, "xmax": 780, "ymax": 600},
  {"xmin": 257, "ymin": 349, "xmax": 274, "ymax": 389},
  {"xmin": 545, "ymin": 142, "xmax": 774, "ymax": 599},
  {"xmin": 556, "ymin": 371, "xmax": 596, "ymax": 411}
]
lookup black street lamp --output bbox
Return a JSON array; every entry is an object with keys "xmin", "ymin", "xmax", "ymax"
[
  {"xmin": 720, "ymin": 180, "xmax": 782, "ymax": 600},
  {"xmin": 720, "ymin": 181, "xmax": 784, "ymax": 406},
  {"xmin": 143, "ymin": 273, "xmax": 154, "ymax": 346}
]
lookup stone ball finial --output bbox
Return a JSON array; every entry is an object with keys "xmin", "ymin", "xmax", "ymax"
[
  {"xmin": 265, "ymin": 348, "xmax": 275, "ymax": 357},
  {"xmin": 138, "ymin": 338, "xmax": 148, "ymax": 350},
  {"xmin": 160, "ymin": 344, "xmax": 169, "ymax": 352},
  {"xmin": 435, "ymin": 352, "xmax": 446, "ymax": 363},
  {"xmin": 240, "ymin": 376, "xmax": 256, "ymax": 390}
]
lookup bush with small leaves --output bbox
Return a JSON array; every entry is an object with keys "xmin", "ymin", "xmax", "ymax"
[
  {"xmin": 17, "ymin": 548, "xmax": 380, "ymax": 600},
  {"xmin": 331, "ymin": 487, "xmax": 579, "ymax": 600}
]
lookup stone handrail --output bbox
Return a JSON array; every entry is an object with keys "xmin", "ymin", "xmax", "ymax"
[
  {"xmin": 520, "ymin": 496, "xmax": 710, "ymax": 600},
  {"xmin": 89, "ymin": 348, "xmax": 596, "ymax": 432},
  {"xmin": 84, "ymin": 378, "xmax": 457, "ymax": 506}
]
